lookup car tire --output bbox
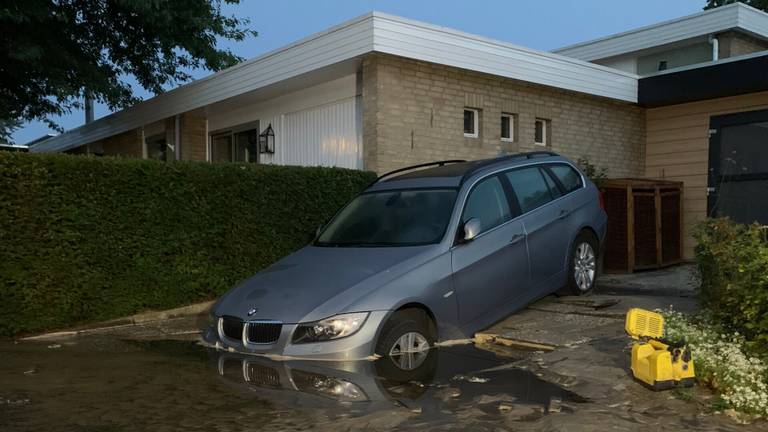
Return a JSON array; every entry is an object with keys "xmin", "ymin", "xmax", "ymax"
[
  {"xmin": 375, "ymin": 309, "xmax": 436, "ymax": 373},
  {"xmin": 558, "ymin": 231, "xmax": 599, "ymax": 296},
  {"xmin": 374, "ymin": 348, "xmax": 438, "ymax": 399}
]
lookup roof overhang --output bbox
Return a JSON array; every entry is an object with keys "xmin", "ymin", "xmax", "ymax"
[
  {"xmin": 553, "ymin": 3, "xmax": 768, "ymax": 62},
  {"xmin": 638, "ymin": 51, "xmax": 768, "ymax": 108},
  {"xmin": 32, "ymin": 12, "xmax": 638, "ymax": 153}
]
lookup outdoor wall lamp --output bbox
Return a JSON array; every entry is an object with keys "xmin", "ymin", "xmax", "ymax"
[{"xmin": 259, "ymin": 123, "xmax": 275, "ymax": 154}]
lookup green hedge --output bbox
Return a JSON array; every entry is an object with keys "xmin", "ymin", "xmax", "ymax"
[
  {"xmin": 0, "ymin": 152, "xmax": 375, "ymax": 336},
  {"xmin": 695, "ymin": 218, "xmax": 768, "ymax": 354}
]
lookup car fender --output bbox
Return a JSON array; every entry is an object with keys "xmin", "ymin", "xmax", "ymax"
[{"xmin": 341, "ymin": 252, "xmax": 460, "ymax": 341}]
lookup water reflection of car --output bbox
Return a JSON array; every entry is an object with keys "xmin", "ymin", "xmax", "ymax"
[
  {"xmin": 205, "ymin": 152, "xmax": 606, "ymax": 364},
  {"xmin": 209, "ymin": 345, "xmax": 578, "ymax": 414},
  {"xmin": 213, "ymin": 350, "xmax": 435, "ymax": 407}
]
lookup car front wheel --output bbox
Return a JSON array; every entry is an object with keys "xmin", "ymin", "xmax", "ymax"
[{"xmin": 375, "ymin": 309, "xmax": 436, "ymax": 372}]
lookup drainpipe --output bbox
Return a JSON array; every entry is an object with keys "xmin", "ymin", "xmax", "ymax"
[
  {"xmin": 174, "ymin": 114, "xmax": 181, "ymax": 160},
  {"xmin": 709, "ymin": 34, "xmax": 719, "ymax": 61}
]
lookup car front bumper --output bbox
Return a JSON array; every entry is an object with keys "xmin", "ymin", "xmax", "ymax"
[{"xmin": 202, "ymin": 310, "xmax": 389, "ymax": 361}]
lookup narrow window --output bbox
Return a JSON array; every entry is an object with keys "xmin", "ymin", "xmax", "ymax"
[
  {"xmin": 464, "ymin": 108, "xmax": 479, "ymax": 138},
  {"xmin": 535, "ymin": 118, "xmax": 549, "ymax": 146},
  {"xmin": 501, "ymin": 113, "xmax": 515, "ymax": 142}
]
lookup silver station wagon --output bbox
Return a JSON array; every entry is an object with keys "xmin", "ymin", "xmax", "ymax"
[{"xmin": 204, "ymin": 151, "xmax": 606, "ymax": 370}]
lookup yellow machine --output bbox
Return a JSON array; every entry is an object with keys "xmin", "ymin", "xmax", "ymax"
[{"xmin": 625, "ymin": 308, "xmax": 695, "ymax": 390}]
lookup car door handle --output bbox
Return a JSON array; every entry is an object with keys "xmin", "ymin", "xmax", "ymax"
[
  {"xmin": 558, "ymin": 209, "xmax": 572, "ymax": 220},
  {"xmin": 509, "ymin": 234, "xmax": 525, "ymax": 245}
]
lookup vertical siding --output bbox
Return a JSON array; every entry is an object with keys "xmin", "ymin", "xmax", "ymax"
[
  {"xmin": 644, "ymin": 91, "xmax": 768, "ymax": 259},
  {"xmin": 272, "ymin": 97, "xmax": 361, "ymax": 169}
]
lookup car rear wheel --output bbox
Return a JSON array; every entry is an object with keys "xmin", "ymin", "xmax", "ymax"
[
  {"xmin": 559, "ymin": 231, "xmax": 598, "ymax": 296},
  {"xmin": 375, "ymin": 309, "xmax": 436, "ymax": 372}
]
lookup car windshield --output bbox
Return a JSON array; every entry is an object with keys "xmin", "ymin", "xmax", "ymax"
[{"xmin": 316, "ymin": 189, "xmax": 458, "ymax": 247}]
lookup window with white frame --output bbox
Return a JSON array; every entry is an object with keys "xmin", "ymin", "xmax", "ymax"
[
  {"xmin": 209, "ymin": 123, "xmax": 259, "ymax": 163},
  {"xmin": 463, "ymin": 108, "xmax": 479, "ymax": 138},
  {"xmin": 534, "ymin": 118, "xmax": 549, "ymax": 146},
  {"xmin": 501, "ymin": 113, "xmax": 516, "ymax": 142}
]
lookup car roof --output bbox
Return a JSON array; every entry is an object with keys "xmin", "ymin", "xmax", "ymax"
[{"xmin": 365, "ymin": 152, "xmax": 572, "ymax": 192}]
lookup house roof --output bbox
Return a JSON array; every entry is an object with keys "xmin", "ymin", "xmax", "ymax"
[
  {"xmin": 32, "ymin": 12, "xmax": 638, "ymax": 153},
  {"xmin": 553, "ymin": 3, "xmax": 768, "ymax": 62}
]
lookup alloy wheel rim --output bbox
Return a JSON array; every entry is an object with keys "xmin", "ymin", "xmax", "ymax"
[
  {"xmin": 388, "ymin": 331, "xmax": 429, "ymax": 371},
  {"xmin": 573, "ymin": 242, "xmax": 596, "ymax": 292}
]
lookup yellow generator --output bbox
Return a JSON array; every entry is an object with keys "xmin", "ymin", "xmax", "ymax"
[{"xmin": 625, "ymin": 308, "xmax": 695, "ymax": 390}]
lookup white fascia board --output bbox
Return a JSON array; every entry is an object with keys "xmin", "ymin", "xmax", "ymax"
[
  {"xmin": 739, "ymin": 4, "xmax": 768, "ymax": 39},
  {"xmin": 553, "ymin": 3, "xmax": 768, "ymax": 62},
  {"xmin": 35, "ymin": 11, "xmax": 640, "ymax": 153},
  {"xmin": 371, "ymin": 12, "xmax": 638, "ymax": 102},
  {"xmin": 32, "ymin": 14, "xmax": 376, "ymax": 153}
]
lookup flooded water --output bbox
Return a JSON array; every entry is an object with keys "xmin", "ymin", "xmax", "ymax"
[{"xmin": 0, "ymin": 336, "xmax": 585, "ymax": 431}]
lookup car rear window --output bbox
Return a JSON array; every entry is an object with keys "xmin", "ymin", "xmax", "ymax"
[{"xmin": 549, "ymin": 164, "xmax": 583, "ymax": 193}]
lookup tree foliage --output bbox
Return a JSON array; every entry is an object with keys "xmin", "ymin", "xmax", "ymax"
[
  {"xmin": 0, "ymin": 0, "xmax": 256, "ymax": 141},
  {"xmin": 705, "ymin": 0, "xmax": 768, "ymax": 11}
]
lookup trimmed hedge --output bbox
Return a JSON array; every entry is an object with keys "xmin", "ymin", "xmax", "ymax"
[
  {"xmin": 0, "ymin": 152, "xmax": 375, "ymax": 336},
  {"xmin": 695, "ymin": 218, "xmax": 768, "ymax": 354}
]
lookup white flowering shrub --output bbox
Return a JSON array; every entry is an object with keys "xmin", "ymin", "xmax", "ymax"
[{"xmin": 661, "ymin": 309, "xmax": 768, "ymax": 416}]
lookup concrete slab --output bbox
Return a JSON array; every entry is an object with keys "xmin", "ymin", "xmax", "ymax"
[
  {"xmin": 478, "ymin": 264, "xmax": 700, "ymax": 349},
  {"xmin": 599, "ymin": 263, "xmax": 699, "ymax": 297}
]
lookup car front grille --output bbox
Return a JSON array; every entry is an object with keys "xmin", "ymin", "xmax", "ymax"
[
  {"xmin": 221, "ymin": 315, "xmax": 244, "ymax": 341},
  {"xmin": 247, "ymin": 322, "xmax": 282, "ymax": 344}
]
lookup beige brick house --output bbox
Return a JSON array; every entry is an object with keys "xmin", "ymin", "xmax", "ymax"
[{"xmin": 31, "ymin": 4, "xmax": 768, "ymax": 259}]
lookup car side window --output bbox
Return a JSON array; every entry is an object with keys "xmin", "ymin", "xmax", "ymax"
[
  {"xmin": 505, "ymin": 167, "xmax": 555, "ymax": 213},
  {"xmin": 549, "ymin": 164, "xmax": 583, "ymax": 194},
  {"xmin": 542, "ymin": 169, "xmax": 563, "ymax": 199},
  {"xmin": 462, "ymin": 176, "xmax": 511, "ymax": 233}
]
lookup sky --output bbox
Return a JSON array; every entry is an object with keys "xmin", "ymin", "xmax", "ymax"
[{"xmin": 11, "ymin": 0, "xmax": 705, "ymax": 144}]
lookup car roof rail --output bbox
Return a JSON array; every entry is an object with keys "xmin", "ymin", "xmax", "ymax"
[
  {"xmin": 370, "ymin": 159, "xmax": 467, "ymax": 185},
  {"xmin": 459, "ymin": 151, "xmax": 560, "ymax": 185}
]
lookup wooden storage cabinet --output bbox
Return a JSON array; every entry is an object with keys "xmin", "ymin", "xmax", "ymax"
[{"xmin": 600, "ymin": 179, "xmax": 684, "ymax": 273}]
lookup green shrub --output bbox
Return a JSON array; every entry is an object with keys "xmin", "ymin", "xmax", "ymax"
[
  {"xmin": 694, "ymin": 218, "xmax": 768, "ymax": 354},
  {"xmin": 662, "ymin": 308, "xmax": 768, "ymax": 417},
  {"xmin": 576, "ymin": 156, "xmax": 608, "ymax": 186},
  {"xmin": 0, "ymin": 152, "xmax": 376, "ymax": 336}
]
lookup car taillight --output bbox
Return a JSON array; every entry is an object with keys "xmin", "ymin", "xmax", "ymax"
[{"xmin": 598, "ymin": 190, "xmax": 606, "ymax": 210}]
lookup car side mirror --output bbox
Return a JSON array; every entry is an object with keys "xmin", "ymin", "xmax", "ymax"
[{"xmin": 462, "ymin": 218, "xmax": 482, "ymax": 243}]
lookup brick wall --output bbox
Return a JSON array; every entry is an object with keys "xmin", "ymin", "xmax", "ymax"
[
  {"xmin": 95, "ymin": 128, "xmax": 143, "ymax": 157},
  {"xmin": 179, "ymin": 109, "xmax": 207, "ymax": 161},
  {"xmin": 361, "ymin": 53, "xmax": 646, "ymax": 176},
  {"xmin": 717, "ymin": 31, "xmax": 768, "ymax": 59}
]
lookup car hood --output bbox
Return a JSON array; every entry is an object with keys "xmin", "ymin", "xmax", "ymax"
[{"xmin": 213, "ymin": 245, "xmax": 433, "ymax": 323}]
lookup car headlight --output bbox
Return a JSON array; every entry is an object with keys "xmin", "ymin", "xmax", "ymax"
[{"xmin": 292, "ymin": 312, "xmax": 369, "ymax": 343}]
